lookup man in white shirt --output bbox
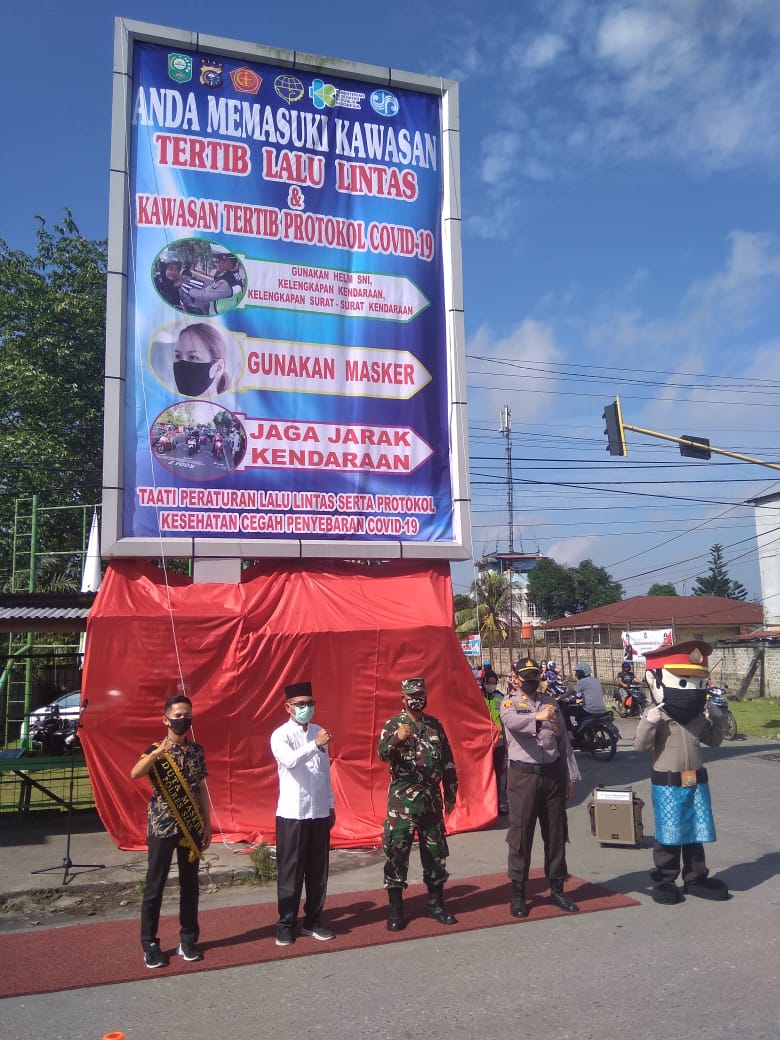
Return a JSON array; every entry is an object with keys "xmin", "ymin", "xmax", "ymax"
[{"xmin": 270, "ymin": 681, "xmax": 336, "ymax": 946}]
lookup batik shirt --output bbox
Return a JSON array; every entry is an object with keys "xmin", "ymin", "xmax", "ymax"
[{"xmin": 143, "ymin": 740, "xmax": 208, "ymax": 839}]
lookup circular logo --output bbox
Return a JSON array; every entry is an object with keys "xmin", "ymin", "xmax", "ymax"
[{"xmin": 274, "ymin": 74, "xmax": 305, "ymax": 104}]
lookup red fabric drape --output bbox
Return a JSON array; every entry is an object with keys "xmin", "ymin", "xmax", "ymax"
[{"xmin": 80, "ymin": 559, "xmax": 496, "ymax": 849}]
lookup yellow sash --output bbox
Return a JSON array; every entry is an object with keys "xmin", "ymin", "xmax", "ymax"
[{"xmin": 150, "ymin": 744, "xmax": 204, "ymax": 863}]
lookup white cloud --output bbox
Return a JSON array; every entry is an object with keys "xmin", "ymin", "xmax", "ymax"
[
  {"xmin": 596, "ymin": 8, "xmax": 678, "ymax": 68},
  {"xmin": 457, "ymin": 1, "xmax": 780, "ymax": 203},
  {"xmin": 545, "ymin": 535, "xmax": 600, "ymax": 566},
  {"xmin": 518, "ymin": 33, "xmax": 567, "ymax": 69},
  {"xmin": 467, "ymin": 318, "xmax": 565, "ymax": 424}
]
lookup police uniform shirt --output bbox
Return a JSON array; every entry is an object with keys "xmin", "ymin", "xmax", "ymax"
[{"xmin": 500, "ymin": 690, "xmax": 580, "ymax": 780}]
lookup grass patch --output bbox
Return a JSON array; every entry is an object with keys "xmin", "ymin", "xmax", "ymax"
[
  {"xmin": 247, "ymin": 841, "xmax": 277, "ymax": 882},
  {"xmin": 730, "ymin": 698, "xmax": 780, "ymax": 738}
]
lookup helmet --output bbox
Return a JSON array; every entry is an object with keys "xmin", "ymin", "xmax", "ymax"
[
  {"xmin": 547, "ymin": 661, "xmax": 556, "ymax": 670},
  {"xmin": 621, "ymin": 662, "xmax": 633, "ymax": 672},
  {"xmin": 574, "ymin": 662, "xmax": 591, "ymax": 677},
  {"xmin": 482, "ymin": 661, "xmax": 491, "ymax": 669},
  {"xmin": 211, "ymin": 244, "xmax": 237, "ymax": 262},
  {"xmin": 159, "ymin": 249, "xmax": 183, "ymax": 266}
]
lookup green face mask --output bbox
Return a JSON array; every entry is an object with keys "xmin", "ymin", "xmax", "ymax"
[{"xmin": 293, "ymin": 704, "xmax": 315, "ymax": 724}]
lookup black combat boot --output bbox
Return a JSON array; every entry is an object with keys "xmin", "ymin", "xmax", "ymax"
[
  {"xmin": 387, "ymin": 887, "xmax": 407, "ymax": 931},
  {"xmin": 426, "ymin": 883, "xmax": 457, "ymax": 925},
  {"xmin": 509, "ymin": 881, "xmax": 528, "ymax": 918},
  {"xmin": 550, "ymin": 885, "xmax": 579, "ymax": 913}
]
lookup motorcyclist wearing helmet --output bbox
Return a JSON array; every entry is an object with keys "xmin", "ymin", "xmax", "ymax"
[
  {"xmin": 616, "ymin": 660, "xmax": 636, "ymax": 710},
  {"xmin": 543, "ymin": 660, "xmax": 560, "ymax": 682},
  {"xmin": 566, "ymin": 662, "xmax": 606, "ymax": 730},
  {"xmin": 154, "ymin": 249, "xmax": 186, "ymax": 309}
]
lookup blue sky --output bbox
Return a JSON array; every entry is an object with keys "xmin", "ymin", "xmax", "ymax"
[{"xmin": 4, "ymin": 0, "xmax": 780, "ymax": 604}]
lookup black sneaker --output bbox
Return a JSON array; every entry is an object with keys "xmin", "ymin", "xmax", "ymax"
[
  {"xmin": 177, "ymin": 939, "xmax": 203, "ymax": 962},
  {"xmin": 275, "ymin": 930, "xmax": 295, "ymax": 947},
  {"xmin": 144, "ymin": 943, "xmax": 168, "ymax": 969}
]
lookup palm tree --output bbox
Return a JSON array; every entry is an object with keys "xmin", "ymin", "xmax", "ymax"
[{"xmin": 455, "ymin": 571, "xmax": 516, "ymax": 652}]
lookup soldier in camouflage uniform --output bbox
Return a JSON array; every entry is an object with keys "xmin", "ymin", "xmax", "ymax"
[{"xmin": 378, "ymin": 676, "xmax": 458, "ymax": 931}]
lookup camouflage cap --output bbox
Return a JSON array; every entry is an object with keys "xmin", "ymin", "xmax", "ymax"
[{"xmin": 401, "ymin": 677, "xmax": 426, "ymax": 694}]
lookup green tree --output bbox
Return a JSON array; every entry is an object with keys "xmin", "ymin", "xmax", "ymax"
[
  {"xmin": 573, "ymin": 559, "xmax": 623, "ymax": 611},
  {"xmin": 692, "ymin": 544, "xmax": 747, "ymax": 600},
  {"xmin": 647, "ymin": 583, "xmax": 677, "ymax": 596},
  {"xmin": 528, "ymin": 557, "xmax": 622, "ymax": 619},
  {"xmin": 0, "ymin": 214, "xmax": 106, "ymax": 589},
  {"xmin": 527, "ymin": 558, "xmax": 576, "ymax": 619}
]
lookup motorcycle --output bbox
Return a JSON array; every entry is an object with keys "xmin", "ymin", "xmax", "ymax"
[
  {"xmin": 557, "ymin": 695, "xmax": 619, "ymax": 761},
  {"xmin": 28, "ymin": 712, "xmax": 79, "ymax": 755},
  {"xmin": 186, "ymin": 433, "xmax": 199, "ymax": 456},
  {"xmin": 707, "ymin": 685, "xmax": 738, "ymax": 740},
  {"xmin": 613, "ymin": 681, "xmax": 647, "ymax": 718}
]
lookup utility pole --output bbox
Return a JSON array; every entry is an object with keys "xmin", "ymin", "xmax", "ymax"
[
  {"xmin": 500, "ymin": 406, "xmax": 517, "ymax": 666},
  {"xmin": 500, "ymin": 406, "xmax": 514, "ymax": 552}
]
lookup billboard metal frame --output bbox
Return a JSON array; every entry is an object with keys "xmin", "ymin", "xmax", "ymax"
[{"xmin": 103, "ymin": 18, "xmax": 470, "ymax": 563}]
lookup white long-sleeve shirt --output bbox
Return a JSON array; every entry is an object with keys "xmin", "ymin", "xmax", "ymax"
[{"xmin": 270, "ymin": 717, "xmax": 334, "ymax": 820}]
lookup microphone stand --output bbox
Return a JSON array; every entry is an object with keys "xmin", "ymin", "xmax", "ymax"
[{"xmin": 31, "ymin": 701, "xmax": 105, "ymax": 886}]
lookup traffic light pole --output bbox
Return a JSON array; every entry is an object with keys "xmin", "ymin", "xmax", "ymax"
[
  {"xmin": 603, "ymin": 396, "xmax": 780, "ymax": 472},
  {"xmin": 621, "ymin": 423, "xmax": 780, "ymax": 472}
]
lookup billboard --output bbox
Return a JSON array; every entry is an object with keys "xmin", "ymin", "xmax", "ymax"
[{"xmin": 103, "ymin": 19, "xmax": 470, "ymax": 562}]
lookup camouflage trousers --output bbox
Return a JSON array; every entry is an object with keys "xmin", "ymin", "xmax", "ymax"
[{"xmin": 382, "ymin": 811, "xmax": 449, "ymax": 889}]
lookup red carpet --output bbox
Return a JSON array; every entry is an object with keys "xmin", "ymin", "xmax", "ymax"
[{"xmin": 0, "ymin": 872, "xmax": 638, "ymax": 997}]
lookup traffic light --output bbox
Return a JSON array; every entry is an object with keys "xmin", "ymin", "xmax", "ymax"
[
  {"xmin": 679, "ymin": 435, "xmax": 711, "ymax": 460},
  {"xmin": 603, "ymin": 397, "xmax": 627, "ymax": 456}
]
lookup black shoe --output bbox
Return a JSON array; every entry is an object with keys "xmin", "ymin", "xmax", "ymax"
[
  {"xmin": 550, "ymin": 888, "xmax": 579, "ymax": 913},
  {"xmin": 509, "ymin": 896, "xmax": 528, "ymax": 918},
  {"xmin": 426, "ymin": 884, "xmax": 457, "ymax": 925},
  {"xmin": 177, "ymin": 939, "xmax": 203, "ymax": 962},
  {"xmin": 301, "ymin": 924, "xmax": 335, "ymax": 941},
  {"xmin": 683, "ymin": 877, "xmax": 729, "ymax": 901},
  {"xmin": 387, "ymin": 889, "xmax": 406, "ymax": 932},
  {"xmin": 652, "ymin": 881, "xmax": 682, "ymax": 905},
  {"xmin": 143, "ymin": 942, "xmax": 168, "ymax": 969},
  {"xmin": 275, "ymin": 929, "xmax": 295, "ymax": 947}
]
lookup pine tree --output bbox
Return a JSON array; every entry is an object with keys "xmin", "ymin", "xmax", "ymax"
[{"xmin": 692, "ymin": 544, "xmax": 748, "ymax": 600}]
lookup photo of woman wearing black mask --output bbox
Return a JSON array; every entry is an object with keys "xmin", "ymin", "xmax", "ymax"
[{"xmin": 172, "ymin": 323, "xmax": 231, "ymax": 399}]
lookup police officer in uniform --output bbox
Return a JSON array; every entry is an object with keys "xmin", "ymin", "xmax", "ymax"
[
  {"xmin": 500, "ymin": 658, "xmax": 581, "ymax": 917},
  {"xmin": 378, "ymin": 677, "xmax": 458, "ymax": 931}
]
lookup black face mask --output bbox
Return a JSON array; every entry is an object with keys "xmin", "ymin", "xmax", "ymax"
[
  {"xmin": 167, "ymin": 716, "xmax": 192, "ymax": 736},
  {"xmin": 661, "ymin": 685, "xmax": 707, "ymax": 724},
  {"xmin": 173, "ymin": 359, "xmax": 215, "ymax": 396},
  {"xmin": 520, "ymin": 678, "xmax": 540, "ymax": 692}
]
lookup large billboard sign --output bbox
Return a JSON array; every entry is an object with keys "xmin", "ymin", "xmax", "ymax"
[{"xmin": 103, "ymin": 19, "xmax": 470, "ymax": 562}]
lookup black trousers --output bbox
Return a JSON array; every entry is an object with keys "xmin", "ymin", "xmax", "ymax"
[
  {"xmin": 275, "ymin": 816, "xmax": 331, "ymax": 933},
  {"xmin": 140, "ymin": 834, "xmax": 200, "ymax": 950},
  {"xmin": 652, "ymin": 841, "xmax": 709, "ymax": 883},
  {"xmin": 506, "ymin": 762, "xmax": 569, "ymax": 889}
]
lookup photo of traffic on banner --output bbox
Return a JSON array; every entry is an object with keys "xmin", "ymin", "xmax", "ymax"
[{"xmin": 150, "ymin": 402, "xmax": 247, "ymax": 481}]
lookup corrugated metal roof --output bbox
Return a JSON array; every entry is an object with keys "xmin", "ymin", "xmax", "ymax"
[{"xmin": 0, "ymin": 593, "xmax": 96, "ymax": 632}]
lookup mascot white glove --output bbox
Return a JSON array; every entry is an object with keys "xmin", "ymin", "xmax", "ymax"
[{"xmin": 645, "ymin": 703, "xmax": 666, "ymax": 725}]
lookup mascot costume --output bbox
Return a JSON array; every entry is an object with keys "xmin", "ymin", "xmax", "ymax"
[{"xmin": 634, "ymin": 640, "xmax": 729, "ymax": 905}]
